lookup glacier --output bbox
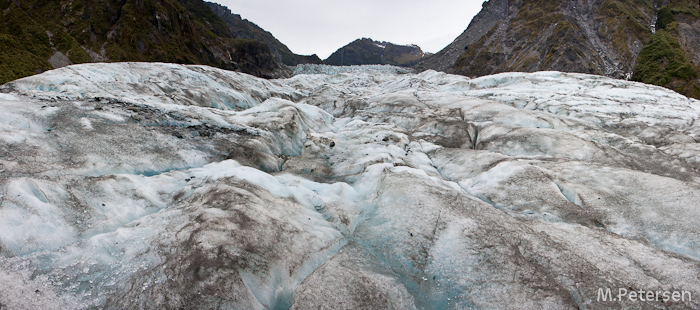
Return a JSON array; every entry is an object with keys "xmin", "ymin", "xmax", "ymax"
[{"xmin": 1, "ymin": 62, "xmax": 700, "ymax": 309}]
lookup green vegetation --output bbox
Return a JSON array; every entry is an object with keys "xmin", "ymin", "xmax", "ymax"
[
  {"xmin": 178, "ymin": 0, "xmax": 230, "ymax": 36},
  {"xmin": 632, "ymin": 3, "xmax": 700, "ymax": 99},
  {"xmin": 633, "ymin": 29, "xmax": 699, "ymax": 96},
  {"xmin": 665, "ymin": 0, "xmax": 700, "ymax": 18},
  {"xmin": 656, "ymin": 7, "xmax": 674, "ymax": 30},
  {"xmin": 0, "ymin": 33, "xmax": 51, "ymax": 83},
  {"xmin": 0, "ymin": 1, "xmax": 52, "ymax": 82},
  {"xmin": 510, "ymin": 0, "xmax": 563, "ymax": 39},
  {"xmin": 633, "ymin": 30, "xmax": 696, "ymax": 83},
  {"xmin": 0, "ymin": 0, "xmax": 284, "ymax": 85},
  {"xmin": 596, "ymin": 0, "xmax": 654, "ymax": 61}
]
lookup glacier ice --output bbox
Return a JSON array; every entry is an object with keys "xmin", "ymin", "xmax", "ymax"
[{"xmin": 1, "ymin": 63, "xmax": 700, "ymax": 309}]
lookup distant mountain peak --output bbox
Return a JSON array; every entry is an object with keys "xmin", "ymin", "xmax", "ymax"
[{"xmin": 324, "ymin": 38, "xmax": 428, "ymax": 67}]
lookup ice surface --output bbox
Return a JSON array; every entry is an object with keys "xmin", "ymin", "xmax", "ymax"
[
  {"xmin": 2, "ymin": 63, "xmax": 700, "ymax": 309},
  {"xmin": 291, "ymin": 64, "xmax": 413, "ymax": 76}
]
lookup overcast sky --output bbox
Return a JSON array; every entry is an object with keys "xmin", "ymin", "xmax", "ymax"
[{"xmin": 211, "ymin": 0, "xmax": 488, "ymax": 59}]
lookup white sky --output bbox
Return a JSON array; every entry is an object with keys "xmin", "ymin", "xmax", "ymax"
[{"xmin": 211, "ymin": 0, "xmax": 487, "ymax": 59}]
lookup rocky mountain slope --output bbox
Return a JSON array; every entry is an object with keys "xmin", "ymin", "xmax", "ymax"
[
  {"xmin": 324, "ymin": 38, "xmax": 430, "ymax": 67},
  {"xmin": 0, "ymin": 0, "xmax": 289, "ymax": 84},
  {"xmin": 205, "ymin": 2, "xmax": 322, "ymax": 66},
  {"xmin": 2, "ymin": 63, "xmax": 700, "ymax": 309},
  {"xmin": 417, "ymin": 0, "xmax": 700, "ymax": 99}
]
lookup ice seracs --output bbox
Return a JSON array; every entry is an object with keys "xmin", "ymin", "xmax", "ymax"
[{"xmin": 1, "ymin": 63, "xmax": 700, "ymax": 309}]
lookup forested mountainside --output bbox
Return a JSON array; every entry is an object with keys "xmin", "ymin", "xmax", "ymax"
[{"xmin": 0, "ymin": 0, "xmax": 290, "ymax": 83}]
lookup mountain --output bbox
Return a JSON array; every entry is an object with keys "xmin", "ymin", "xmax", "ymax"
[
  {"xmin": 2, "ymin": 63, "xmax": 700, "ymax": 309},
  {"xmin": 417, "ymin": 0, "xmax": 700, "ymax": 99},
  {"xmin": 324, "ymin": 38, "xmax": 431, "ymax": 66},
  {"xmin": 205, "ymin": 2, "xmax": 322, "ymax": 66},
  {"xmin": 0, "ymin": 0, "xmax": 289, "ymax": 84}
]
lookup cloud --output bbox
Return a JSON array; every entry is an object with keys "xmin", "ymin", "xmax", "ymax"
[{"xmin": 212, "ymin": 0, "xmax": 486, "ymax": 59}]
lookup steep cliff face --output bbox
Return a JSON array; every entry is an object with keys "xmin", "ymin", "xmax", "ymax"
[
  {"xmin": 418, "ymin": 0, "xmax": 700, "ymax": 99},
  {"xmin": 414, "ymin": 0, "xmax": 512, "ymax": 74},
  {"xmin": 432, "ymin": 0, "xmax": 657, "ymax": 78},
  {"xmin": 324, "ymin": 38, "xmax": 430, "ymax": 67},
  {"xmin": 205, "ymin": 2, "xmax": 322, "ymax": 66},
  {"xmin": 0, "ymin": 0, "xmax": 288, "ymax": 84}
]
